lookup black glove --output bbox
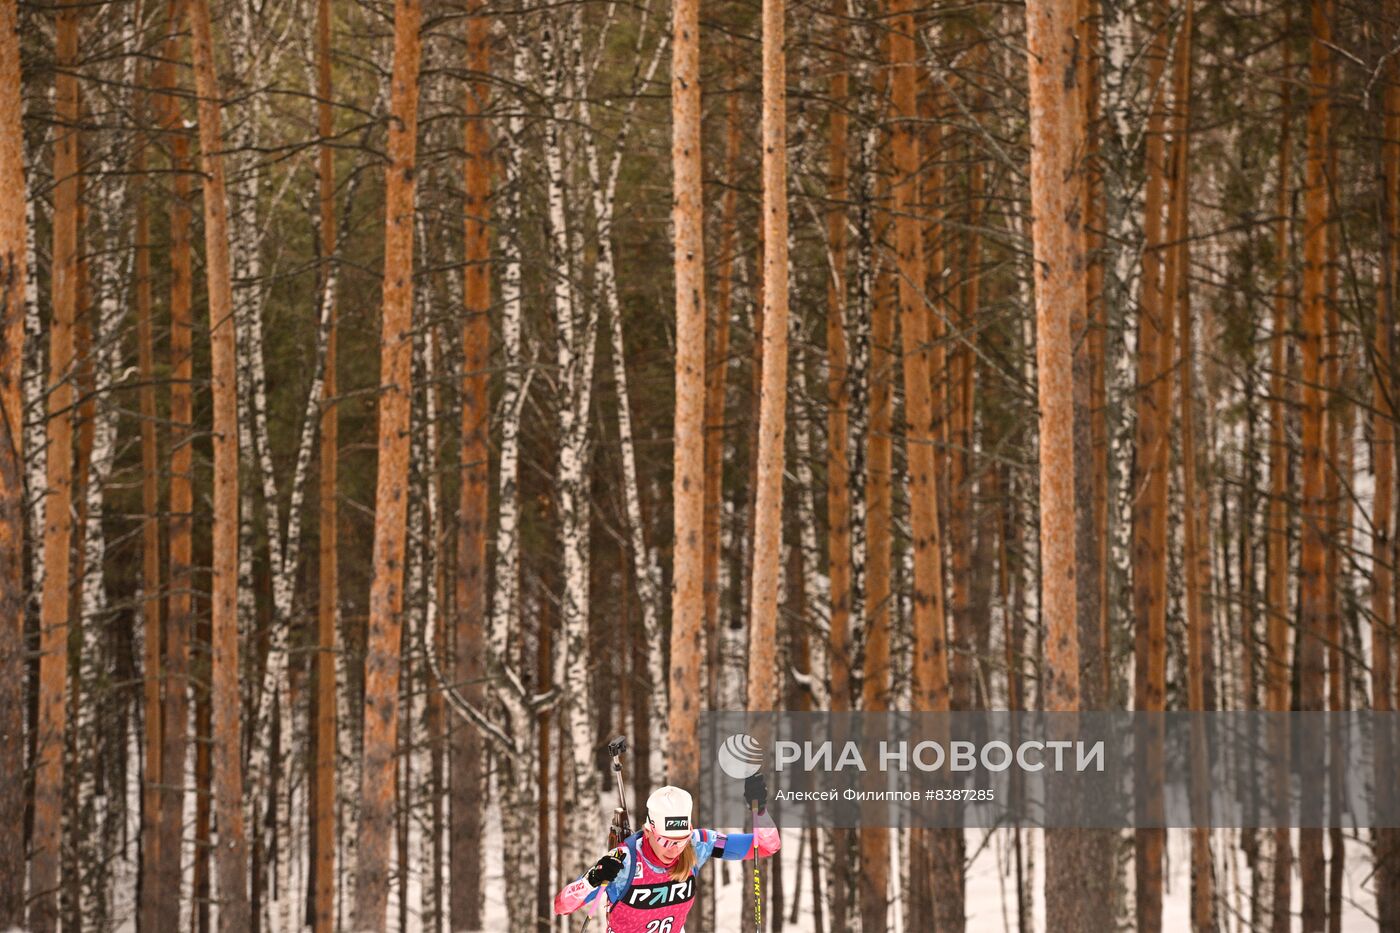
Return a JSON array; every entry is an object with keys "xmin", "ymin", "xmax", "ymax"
[
  {"xmin": 744, "ymin": 773, "xmax": 768, "ymax": 811},
  {"xmin": 586, "ymin": 849, "xmax": 625, "ymax": 887}
]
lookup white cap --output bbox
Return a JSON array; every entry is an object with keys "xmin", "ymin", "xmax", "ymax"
[{"xmin": 645, "ymin": 785, "xmax": 693, "ymax": 839}]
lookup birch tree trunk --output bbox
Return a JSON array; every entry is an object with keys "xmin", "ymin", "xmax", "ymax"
[
  {"xmin": 353, "ymin": 0, "xmax": 422, "ymax": 925},
  {"xmin": 488, "ymin": 34, "xmax": 526, "ymax": 735},
  {"xmin": 187, "ymin": 0, "xmax": 251, "ymax": 927},
  {"xmin": 583, "ymin": 27, "xmax": 669, "ymax": 791},
  {"xmin": 32, "ymin": 4, "xmax": 80, "ymax": 928},
  {"xmin": 313, "ymin": 0, "xmax": 338, "ymax": 925},
  {"xmin": 22, "ymin": 184, "xmax": 43, "ymax": 628},
  {"xmin": 668, "ymin": 0, "xmax": 706, "ymax": 795},
  {"xmin": 485, "ymin": 43, "xmax": 541, "ymax": 929},
  {"xmin": 0, "ymin": 0, "xmax": 28, "ymax": 922},
  {"xmin": 79, "ymin": 155, "xmax": 127, "ymax": 924},
  {"xmin": 540, "ymin": 12, "xmax": 602, "ymax": 877}
]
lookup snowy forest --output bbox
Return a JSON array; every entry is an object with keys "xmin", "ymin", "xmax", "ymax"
[{"xmin": 1, "ymin": 0, "xmax": 1399, "ymax": 930}]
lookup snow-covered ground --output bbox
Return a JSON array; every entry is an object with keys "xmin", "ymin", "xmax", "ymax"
[{"xmin": 485, "ymin": 793, "xmax": 1382, "ymax": 931}]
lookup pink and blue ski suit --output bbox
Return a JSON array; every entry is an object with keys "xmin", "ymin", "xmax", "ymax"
[{"xmin": 553, "ymin": 813, "xmax": 780, "ymax": 932}]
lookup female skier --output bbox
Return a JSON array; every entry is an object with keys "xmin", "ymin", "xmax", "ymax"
[{"xmin": 553, "ymin": 777, "xmax": 780, "ymax": 932}]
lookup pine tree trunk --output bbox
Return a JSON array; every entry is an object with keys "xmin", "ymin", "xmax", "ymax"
[
  {"xmin": 888, "ymin": 0, "xmax": 953, "ymax": 927},
  {"xmin": 32, "ymin": 4, "xmax": 81, "ymax": 928},
  {"xmin": 135, "ymin": 117, "xmax": 165, "ymax": 933},
  {"xmin": 705, "ymin": 65, "xmax": 739, "ymax": 719},
  {"xmin": 1132, "ymin": 4, "xmax": 1173, "ymax": 929},
  {"xmin": 748, "ymin": 0, "xmax": 789, "ymax": 718},
  {"xmin": 889, "ymin": 0, "xmax": 944, "ymax": 719},
  {"xmin": 1081, "ymin": 0, "xmax": 1111, "ymax": 707},
  {"xmin": 157, "ymin": 5, "xmax": 196, "ymax": 918},
  {"xmin": 313, "ymin": 0, "xmax": 338, "ymax": 924},
  {"xmin": 0, "ymin": 0, "xmax": 29, "ymax": 922},
  {"xmin": 1266, "ymin": 17, "xmax": 1294, "ymax": 931},
  {"xmin": 1376, "ymin": 4, "xmax": 1400, "ymax": 924},
  {"xmin": 1322, "ymin": 86, "xmax": 1343, "ymax": 933},
  {"xmin": 1024, "ymin": 0, "xmax": 1088, "ymax": 928},
  {"xmin": 187, "ymin": 0, "xmax": 250, "ymax": 927},
  {"xmin": 668, "ymin": 0, "xmax": 706, "ymax": 793},
  {"xmin": 1074, "ymin": 0, "xmax": 1117, "ymax": 921},
  {"xmin": 352, "ymin": 0, "xmax": 422, "ymax": 926},
  {"xmin": 452, "ymin": 1, "xmax": 490, "ymax": 926},
  {"xmin": 859, "ymin": 145, "xmax": 894, "ymax": 933},
  {"xmin": 746, "ymin": 0, "xmax": 788, "ymax": 927},
  {"xmin": 1160, "ymin": 4, "xmax": 1213, "ymax": 928},
  {"xmin": 1298, "ymin": 2, "xmax": 1331, "ymax": 929},
  {"xmin": 824, "ymin": 12, "xmax": 854, "ymax": 922}
]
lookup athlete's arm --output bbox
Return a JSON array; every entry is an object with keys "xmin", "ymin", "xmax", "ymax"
[
  {"xmin": 553, "ymin": 848, "xmax": 626, "ymax": 915},
  {"xmin": 701, "ymin": 810, "xmax": 782, "ymax": 864}
]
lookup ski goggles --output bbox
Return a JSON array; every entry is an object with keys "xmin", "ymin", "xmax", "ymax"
[{"xmin": 648, "ymin": 824, "xmax": 690, "ymax": 852}]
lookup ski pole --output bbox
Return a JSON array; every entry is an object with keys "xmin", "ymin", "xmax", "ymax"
[{"xmin": 751, "ymin": 799, "xmax": 763, "ymax": 931}]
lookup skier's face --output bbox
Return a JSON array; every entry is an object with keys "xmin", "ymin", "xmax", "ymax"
[{"xmin": 646, "ymin": 826, "xmax": 687, "ymax": 864}]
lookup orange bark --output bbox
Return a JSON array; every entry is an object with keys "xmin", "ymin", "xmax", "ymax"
[
  {"xmin": 187, "ymin": 0, "xmax": 250, "ymax": 925},
  {"xmin": 1266, "ymin": 19, "xmax": 1294, "ymax": 931},
  {"xmin": 890, "ymin": 0, "xmax": 946, "ymax": 727},
  {"xmin": 32, "ymin": 4, "xmax": 80, "ymax": 928},
  {"xmin": 1082, "ymin": 0, "xmax": 1109, "ymax": 704},
  {"xmin": 1377, "ymin": 3, "xmax": 1400, "ymax": 925},
  {"xmin": 1025, "ymin": 0, "xmax": 1088, "ymax": 925},
  {"xmin": 1026, "ymin": 0, "xmax": 1083, "ymax": 717},
  {"xmin": 452, "ymin": 0, "xmax": 490, "ymax": 924},
  {"xmin": 747, "ymin": 0, "xmax": 788, "ymax": 714},
  {"xmin": 1298, "ymin": 2, "xmax": 1331, "ymax": 928},
  {"xmin": 668, "ymin": 0, "xmax": 706, "ymax": 791},
  {"xmin": 157, "ymin": 1, "xmax": 196, "ymax": 916},
  {"xmin": 352, "ymin": 0, "xmax": 423, "ymax": 926},
  {"xmin": 860, "ymin": 256, "xmax": 894, "ymax": 933},
  {"xmin": 704, "ymin": 67, "xmax": 738, "ymax": 709},
  {"xmin": 825, "ymin": 12, "xmax": 853, "ymax": 923},
  {"xmin": 1133, "ymin": 4, "xmax": 1173, "ymax": 930},
  {"xmin": 1159, "ymin": 3, "xmax": 1212, "ymax": 927},
  {"xmin": 0, "ymin": 0, "xmax": 28, "ymax": 923}
]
